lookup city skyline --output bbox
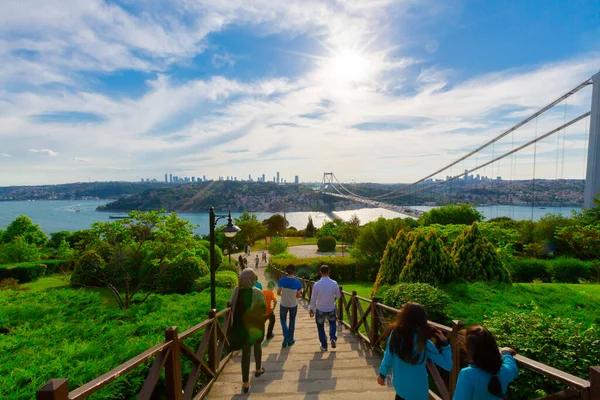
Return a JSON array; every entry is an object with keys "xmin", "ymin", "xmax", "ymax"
[{"xmin": 0, "ymin": 1, "xmax": 599, "ymax": 186}]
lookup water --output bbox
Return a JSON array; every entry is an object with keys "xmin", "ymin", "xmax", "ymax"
[{"xmin": 0, "ymin": 200, "xmax": 581, "ymax": 235}]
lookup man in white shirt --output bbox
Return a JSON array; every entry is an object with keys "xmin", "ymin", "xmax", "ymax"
[{"xmin": 308, "ymin": 265, "xmax": 340, "ymax": 351}]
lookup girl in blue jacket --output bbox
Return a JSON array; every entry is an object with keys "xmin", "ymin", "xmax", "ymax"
[
  {"xmin": 453, "ymin": 325, "xmax": 519, "ymax": 399},
  {"xmin": 377, "ymin": 302, "xmax": 453, "ymax": 400}
]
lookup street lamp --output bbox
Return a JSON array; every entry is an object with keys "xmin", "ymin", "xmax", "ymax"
[{"xmin": 209, "ymin": 207, "xmax": 240, "ymax": 310}]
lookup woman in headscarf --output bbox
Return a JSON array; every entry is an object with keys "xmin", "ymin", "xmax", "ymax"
[{"xmin": 229, "ymin": 268, "xmax": 266, "ymax": 393}]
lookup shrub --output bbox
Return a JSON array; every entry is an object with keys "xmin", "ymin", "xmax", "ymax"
[
  {"xmin": 270, "ymin": 253, "xmax": 297, "ymax": 260},
  {"xmin": 269, "ymin": 257, "xmax": 359, "ymax": 282},
  {"xmin": 42, "ymin": 259, "xmax": 73, "ymax": 274},
  {"xmin": 508, "ymin": 258, "xmax": 551, "ymax": 283},
  {"xmin": 556, "ymin": 224, "xmax": 600, "ymax": 260},
  {"xmin": 399, "ymin": 229, "xmax": 457, "ymax": 285},
  {"xmin": 485, "ymin": 307, "xmax": 600, "ymax": 399},
  {"xmin": 0, "ymin": 236, "xmax": 41, "ymax": 263},
  {"xmin": 217, "ymin": 260, "xmax": 239, "ymax": 274},
  {"xmin": 547, "ymin": 257, "xmax": 590, "ymax": 283},
  {"xmin": 157, "ymin": 256, "xmax": 207, "ymax": 294},
  {"xmin": 372, "ymin": 230, "xmax": 413, "ymax": 296},
  {"xmin": 0, "ymin": 262, "xmax": 47, "ymax": 283},
  {"xmin": 383, "ymin": 283, "xmax": 451, "ymax": 323},
  {"xmin": 56, "ymin": 239, "xmax": 76, "ymax": 261},
  {"xmin": 0, "ymin": 278, "xmax": 19, "ymax": 291},
  {"xmin": 317, "ymin": 236, "xmax": 337, "ymax": 252},
  {"xmin": 451, "ymin": 223, "xmax": 511, "ymax": 283},
  {"xmin": 267, "ymin": 237, "xmax": 289, "ymax": 255},
  {"xmin": 196, "ymin": 271, "xmax": 238, "ymax": 292},
  {"xmin": 70, "ymin": 250, "xmax": 106, "ymax": 287},
  {"xmin": 418, "ymin": 204, "xmax": 484, "ymax": 226}
]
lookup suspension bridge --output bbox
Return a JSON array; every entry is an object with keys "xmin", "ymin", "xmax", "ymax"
[{"xmin": 321, "ymin": 71, "xmax": 600, "ymax": 220}]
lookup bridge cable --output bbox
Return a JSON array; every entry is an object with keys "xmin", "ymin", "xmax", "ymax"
[{"xmin": 531, "ymin": 116, "xmax": 539, "ymax": 221}]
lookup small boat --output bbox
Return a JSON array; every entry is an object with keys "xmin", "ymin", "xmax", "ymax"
[
  {"xmin": 109, "ymin": 216, "xmax": 128, "ymax": 219},
  {"xmin": 539, "ymin": 207, "xmax": 546, "ymax": 210}
]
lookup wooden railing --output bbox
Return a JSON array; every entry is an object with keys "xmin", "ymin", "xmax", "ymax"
[
  {"xmin": 271, "ymin": 268, "xmax": 600, "ymax": 400},
  {"xmin": 37, "ymin": 306, "xmax": 234, "ymax": 400}
]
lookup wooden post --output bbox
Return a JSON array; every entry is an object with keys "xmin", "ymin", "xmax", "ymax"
[
  {"xmin": 338, "ymin": 286, "xmax": 344, "ymax": 321},
  {"xmin": 351, "ymin": 291, "xmax": 358, "ymax": 333},
  {"xmin": 449, "ymin": 320, "xmax": 465, "ymax": 398},
  {"xmin": 590, "ymin": 366, "xmax": 600, "ymax": 400},
  {"xmin": 37, "ymin": 379, "xmax": 69, "ymax": 400},
  {"xmin": 164, "ymin": 327, "xmax": 182, "ymax": 400},
  {"xmin": 208, "ymin": 310, "xmax": 218, "ymax": 374},
  {"xmin": 370, "ymin": 298, "xmax": 379, "ymax": 347}
]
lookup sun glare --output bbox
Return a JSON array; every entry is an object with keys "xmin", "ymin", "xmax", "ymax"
[{"xmin": 322, "ymin": 49, "xmax": 370, "ymax": 83}]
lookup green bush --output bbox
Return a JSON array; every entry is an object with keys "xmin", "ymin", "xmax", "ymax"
[
  {"xmin": 269, "ymin": 257, "xmax": 359, "ymax": 282},
  {"xmin": 56, "ymin": 239, "xmax": 76, "ymax": 261},
  {"xmin": 557, "ymin": 224, "xmax": 600, "ymax": 260},
  {"xmin": 373, "ymin": 230, "xmax": 413, "ymax": 296},
  {"xmin": 508, "ymin": 258, "xmax": 551, "ymax": 282},
  {"xmin": 418, "ymin": 204, "xmax": 484, "ymax": 226},
  {"xmin": 451, "ymin": 223, "xmax": 511, "ymax": 283},
  {"xmin": 0, "ymin": 236, "xmax": 41, "ymax": 263},
  {"xmin": 70, "ymin": 250, "xmax": 106, "ymax": 287},
  {"xmin": 399, "ymin": 229, "xmax": 457, "ymax": 285},
  {"xmin": 270, "ymin": 253, "xmax": 297, "ymax": 260},
  {"xmin": 547, "ymin": 257, "xmax": 590, "ymax": 283},
  {"xmin": 382, "ymin": 283, "xmax": 451, "ymax": 323},
  {"xmin": 317, "ymin": 236, "xmax": 337, "ymax": 252},
  {"xmin": 196, "ymin": 271, "xmax": 238, "ymax": 292},
  {"xmin": 156, "ymin": 256, "xmax": 207, "ymax": 294},
  {"xmin": 0, "ymin": 262, "xmax": 47, "ymax": 283},
  {"xmin": 1, "ymin": 215, "xmax": 47, "ymax": 246},
  {"xmin": 485, "ymin": 307, "xmax": 600, "ymax": 399},
  {"xmin": 217, "ymin": 260, "xmax": 239, "ymax": 274},
  {"xmin": 267, "ymin": 237, "xmax": 289, "ymax": 255}
]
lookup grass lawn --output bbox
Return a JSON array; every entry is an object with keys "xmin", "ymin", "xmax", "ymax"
[
  {"xmin": 251, "ymin": 236, "xmax": 318, "ymax": 251},
  {"xmin": 339, "ymin": 281, "xmax": 600, "ymax": 327}
]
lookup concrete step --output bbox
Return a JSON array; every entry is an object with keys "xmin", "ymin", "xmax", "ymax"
[{"xmin": 206, "ymin": 388, "xmax": 396, "ymax": 400}]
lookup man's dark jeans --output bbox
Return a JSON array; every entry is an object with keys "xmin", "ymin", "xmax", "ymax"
[{"xmin": 280, "ymin": 305, "xmax": 298, "ymax": 342}]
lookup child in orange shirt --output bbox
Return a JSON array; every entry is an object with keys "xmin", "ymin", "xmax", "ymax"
[{"xmin": 262, "ymin": 281, "xmax": 277, "ymax": 341}]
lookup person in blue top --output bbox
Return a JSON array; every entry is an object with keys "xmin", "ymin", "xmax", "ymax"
[
  {"xmin": 453, "ymin": 325, "xmax": 519, "ymax": 400},
  {"xmin": 277, "ymin": 264, "xmax": 303, "ymax": 347},
  {"xmin": 377, "ymin": 302, "xmax": 452, "ymax": 400}
]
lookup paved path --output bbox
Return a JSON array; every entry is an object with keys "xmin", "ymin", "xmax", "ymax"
[
  {"xmin": 206, "ymin": 262, "xmax": 396, "ymax": 399},
  {"xmin": 287, "ymin": 245, "xmax": 347, "ymax": 258}
]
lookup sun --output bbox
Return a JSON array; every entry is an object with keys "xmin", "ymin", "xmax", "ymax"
[{"xmin": 322, "ymin": 49, "xmax": 371, "ymax": 84}]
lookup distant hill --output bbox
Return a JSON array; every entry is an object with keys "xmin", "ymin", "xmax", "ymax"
[
  {"xmin": 0, "ymin": 181, "xmax": 175, "ymax": 201},
  {"xmin": 97, "ymin": 181, "xmax": 338, "ymax": 213}
]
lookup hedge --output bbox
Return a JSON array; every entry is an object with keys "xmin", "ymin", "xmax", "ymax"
[
  {"xmin": 196, "ymin": 271, "xmax": 238, "ymax": 292},
  {"xmin": 0, "ymin": 262, "xmax": 47, "ymax": 283},
  {"xmin": 508, "ymin": 257, "xmax": 592, "ymax": 283},
  {"xmin": 317, "ymin": 236, "xmax": 337, "ymax": 252},
  {"xmin": 268, "ymin": 257, "xmax": 364, "ymax": 281},
  {"xmin": 382, "ymin": 283, "xmax": 451, "ymax": 323}
]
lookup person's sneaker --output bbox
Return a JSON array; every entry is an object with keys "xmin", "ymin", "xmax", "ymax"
[
  {"xmin": 267, "ymin": 334, "xmax": 275, "ymax": 340},
  {"xmin": 282, "ymin": 339, "xmax": 288, "ymax": 348},
  {"xmin": 331, "ymin": 340, "xmax": 337, "ymax": 349},
  {"xmin": 287, "ymin": 339, "xmax": 295, "ymax": 346},
  {"xmin": 320, "ymin": 344, "xmax": 328, "ymax": 352}
]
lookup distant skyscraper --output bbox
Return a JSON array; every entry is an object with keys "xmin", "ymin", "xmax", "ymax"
[
  {"xmin": 192, "ymin": 176, "xmax": 195, "ymax": 182},
  {"xmin": 165, "ymin": 174, "xmax": 168, "ymax": 183},
  {"xmin": 203, "ymin": 175, "xmax": 206, "ymax": 182},
  {"xmin": 169, "ymin": 174, "xmax": 173, "ymax": 183},
  {"xmin": 295, "ymin": 175, "xmax": 299, "ymax": 184},
  {"xmin": 262, "ymin": 174, "xmax": 265, "ymax": 182},
  {"xmin": 248, "ymin": 174, "xmax": 251, "ymax": 181},
  {"xmin": 141, "ymin": 178, "xmax": 144, "ymax": 182},
  {"xmin": 276, "ymin": 172, "xmax": 280, "ymax": 184}
]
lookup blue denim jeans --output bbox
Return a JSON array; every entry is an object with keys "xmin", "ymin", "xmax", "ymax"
[
  {"xmin": 315, "ymin": 310, "xmax": 337, "ymax": 348},
  {"xmin": 280, "ymin": 305, "xmax": 298, "ymax": 342}
]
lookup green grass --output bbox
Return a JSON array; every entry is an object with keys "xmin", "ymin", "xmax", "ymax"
[
  {"xmin": 0, "ymin": 284, "xmax": 231, "ymax": 399},
  {"xmin": 339, "ymin": 281, "xmax": 600, "ymax": 327},
  {"xmin": 251, "ymin": 237, "xmax": 318, "ymax": 251}
]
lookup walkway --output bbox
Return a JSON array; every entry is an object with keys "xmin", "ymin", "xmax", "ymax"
[{"xmin": 206, "ymin": 262, "xmax": 396, "ymax": 399}]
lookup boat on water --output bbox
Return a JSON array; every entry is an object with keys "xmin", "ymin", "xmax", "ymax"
[{"xmin": 109, "ymin": 216, "xmax": 129, "ymax": 219}]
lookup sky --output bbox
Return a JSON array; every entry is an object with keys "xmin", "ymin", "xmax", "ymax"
[{"xmin": 0, "ymin": 0, "xmax": 599, "ymax": 186}]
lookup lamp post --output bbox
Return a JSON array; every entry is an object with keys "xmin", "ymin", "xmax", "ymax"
[{"xmin": 209, "ymin": 207, "xmax": 240, "ymax": 310}]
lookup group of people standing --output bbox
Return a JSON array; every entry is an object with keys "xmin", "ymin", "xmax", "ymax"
[
  {"xmin": 237, "ymin": 250, "xmax": 268, "ymax": 271},
  {"xmin": 228, "ymin": 263, "xmax": 519, "ymax": 399}
]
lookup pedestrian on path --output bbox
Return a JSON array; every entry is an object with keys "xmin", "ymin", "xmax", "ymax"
[
  {"xmin": 255, "ymin": 254, "xmax": 260, "ymax": 270},
  {"xmin": 308, "ymin": 265, "xmax": 340, "ymax": 351},
  {"xmin": 246, "ymin": 243, "xmax": 251, "ymax": 255},
  {"xmin": 238, "ymin": 255, "xmax": 245, "ymax": 270},
  {"xmin": 277, "ymin": 264, "xmax": 303, "ymax": 347},
  {"xmin": 261, "ymin": 251, "xmax": 267, "ymax": 263},
  {"xmin": 377, "ymin": 302, "xmax": 452, "ymax": 400},
  {"xmin": 453, "ymin": 325, "xmax": 518, "ymax": 400},
  {"xmin": 229, "ymin": 269, "xmax": 266, "ymax": 393},
  {"xmin": 262, "ymin": 281, "xmax": 277, "ymax": 341}
]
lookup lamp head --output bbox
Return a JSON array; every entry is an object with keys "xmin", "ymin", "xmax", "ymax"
[{"xmin": 222, "ymin": 211, "xmax": 240, "ymax": 238}]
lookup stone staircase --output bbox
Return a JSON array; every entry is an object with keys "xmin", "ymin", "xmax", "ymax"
[{"xmin": 206, "ymin": 265, "xmax": 396, "ymax": 399}]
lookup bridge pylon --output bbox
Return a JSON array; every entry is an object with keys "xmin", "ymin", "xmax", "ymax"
[{"xmin": 321, "ymin": 172, "xmax": 334, "ymax": 191}]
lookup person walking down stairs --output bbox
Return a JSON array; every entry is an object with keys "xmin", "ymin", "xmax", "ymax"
[
  {"xmin": 277, "ymin": 264, "xmax": 303, "ymax": 347},
  {"xmin": 308, "ymin": 265, "xmax": 340, "ymax": 352}
]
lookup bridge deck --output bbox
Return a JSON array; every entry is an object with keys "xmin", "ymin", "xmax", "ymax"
[{"xmin": 206, "ymin": 265, "xmax": 396, "ymax": 399}]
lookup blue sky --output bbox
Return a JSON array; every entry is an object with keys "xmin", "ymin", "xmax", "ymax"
[{"xmin": 0, "ymin": 0, "xmax": 599, "ymax": 185}]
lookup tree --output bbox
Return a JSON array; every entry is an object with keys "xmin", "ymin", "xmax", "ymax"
[
  {"xmin": 399, "ymin": 229, "xmax": 457, "ymax": 285},
  {"xmin": 71, "ymin": 211, "xmax": 209, "ymax": 309},
  {"xmin": 305, "ymin": 215, "xmax": 316, "ymax": 237},
  {"xmin": 451, "ymin": 223, "xmax": 511, "ymax": 283},
  {"xmin": 263, "ymin": 214, "xmax": 288, "ymax": 236},
  {"xmin": 235, "ymin": 218, "xmax": 267, "ymax": 247},
  {"xmin": 557, "ymin": 224, "xmax": 600, "ymax": 260},
  {"xmin": 0, "ymin": 236, "xmax": 41, "ymax": 263},
  {"xmin": 418, "ymin": 204, "xmax": 484, "ymax": 226},
  {"xmin": 48, "ymin": 231, "xmax": 70, "ymax": 249},
  {"xmin": 56, "ymin": 239, "xmax": 76, "ymax": 261},
  {"xmin": 372, "ymin": 230, "xmax": 414, "ymax": 296},
  {"xmin": 2, "ymin": 215, "xmax": 47, "ymax": 246}
]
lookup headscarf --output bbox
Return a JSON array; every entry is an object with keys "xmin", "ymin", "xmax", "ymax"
[{"xmin": 238, "ymin": 268, "xmax": 257, "ymax": 289}]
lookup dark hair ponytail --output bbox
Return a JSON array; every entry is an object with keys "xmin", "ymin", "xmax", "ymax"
[{"xmin": 465, "ymin": 325, "xmax": 504, "ymax": 397}]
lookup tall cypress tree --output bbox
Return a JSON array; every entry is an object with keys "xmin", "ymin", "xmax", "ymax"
[
  {"xmin": 399, "ymin": 229, "xmax": 457, "ymax": 285},
  {"xmin": 451, "ymin": 222, "xmax": 511, "ymax": 283},
  {"xmin": 372, "ymin": 230, "xmax": 414, "ymax": 296}
]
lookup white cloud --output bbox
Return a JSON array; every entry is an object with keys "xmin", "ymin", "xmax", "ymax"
[
  {"xmin": 212, "ymin": 52, "xmax": 236, "ymax": 69},
  {"xmin": 74, "ymin": 157, "xmax": 90, "ymax": 162},
  {"xmin": 0, "ymin": 153, "xmax": 11, "ymax": 157},
  {"xmin": 425, "ymin": 40, "xmax": 439, "ymax": 54},
  {"xmin": 29, "ymin": 148, "xmax": 58, "ymax": 156}
]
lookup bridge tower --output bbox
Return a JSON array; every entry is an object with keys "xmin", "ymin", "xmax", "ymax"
[
  {"xmin": 321, "ymin": 172, "xmax": 334, "ymax": 191},
  {"xmin": 585, "ymin": 71, "xmax": 600, "ymax": 208}
]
